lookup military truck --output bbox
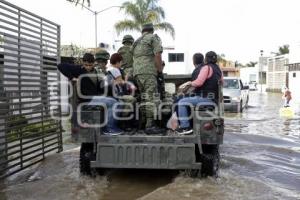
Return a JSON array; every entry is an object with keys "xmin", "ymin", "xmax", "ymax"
[{"xmin": 70, "ymin": 74, "xmax": 224, "ymax": 178}]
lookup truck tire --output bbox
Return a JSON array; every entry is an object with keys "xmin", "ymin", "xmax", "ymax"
[
  {"xmin": 80, "ymin": 143, "xmax": 96, "ymax": 176},
  {"xmin": 185, "ymin": 168, "xmax": 201, "ymax": 178},
  {"xmin": 201, "ymin": 144, "xmax": 220, "ymax": 177}
]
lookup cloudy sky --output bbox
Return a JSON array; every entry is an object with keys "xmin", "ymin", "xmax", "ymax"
[{"xmin": 6, "ymin": 0, "xmax": 300, "ymax": 64}]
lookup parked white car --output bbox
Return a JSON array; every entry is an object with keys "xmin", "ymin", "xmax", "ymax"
[{"xmin": 223, "ymin": 77, "xmax": 249, "ymax": 112}]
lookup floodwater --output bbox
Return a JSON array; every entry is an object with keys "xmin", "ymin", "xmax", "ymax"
[{"xmin": 0, "ymin": 92, "xmax": 300, "ymax": 200}]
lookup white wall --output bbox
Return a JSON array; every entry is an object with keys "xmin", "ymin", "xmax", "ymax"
[
  {"xmin": 289, "ymin": 71, "xmax": 300, "ymax": 104},
  {"xmin": 239, "ymin": 66, "xmax": 259, "ymax": 84},
  {"xmin": 162, "ymin": 49, "xmax": 192, "ymax": 75},
  {"xmin": 267, "ymin": 55, "xmax": 289, "ymax": 91}
]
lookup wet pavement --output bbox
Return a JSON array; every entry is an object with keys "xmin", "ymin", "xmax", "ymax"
[{"xmin": 0, "ymin": 91, "xmax": 300, "ymax": 200}]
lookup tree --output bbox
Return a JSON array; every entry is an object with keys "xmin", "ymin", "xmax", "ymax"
[
  {"xmin": 246, "ymin": 61, "xmax": 257, "ymax": 67},
  {"xmin": 66, "ymin": 0, "xmax": 90, "ymax": 7},
  {"xmin": 278, "ymin": 44, "xmax": 289, "ymax": 55},
  {"xmin": 61, "ymin": 44, "xmax": 86, "ymax": 58},
  {"xmin": 114, "ymin": 0, "xmax": 175, "ymax": 39},
  {"xmin": 217, "ymin": 54, "xmax": 227, "ymax": 67},
  {"xmin": 235, "ymin": 61, "xmax": 245, "ymax": 68}
]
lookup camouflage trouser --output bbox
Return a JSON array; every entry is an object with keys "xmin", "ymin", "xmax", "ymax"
[
  {"xmin": 124, "ymin": 67, "xmax": 133, "ymax": 79},
  {"xmin": 135, "ymin": 74, "xmax": 159, "ymax": 128},
  {"xmin": 118, "ymin": 95, "xmax": 136, "ymax": 117}
]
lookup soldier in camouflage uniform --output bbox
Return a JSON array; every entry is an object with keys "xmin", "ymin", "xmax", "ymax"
[
  {"xmin": 132, "ymin": 23, "xmax": 164, "ymax": 134},
  {"xmin": 118, "ymin": 35, "xmax": 134, "ymax": 79},
  {"xmin": 95, "ymin": 49, "xmax": 110, "ymax": 74}
]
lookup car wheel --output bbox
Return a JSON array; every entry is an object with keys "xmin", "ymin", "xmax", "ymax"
[{"xmin": 245, "ymin": 96, "xmax": 249, "ymax": 108}]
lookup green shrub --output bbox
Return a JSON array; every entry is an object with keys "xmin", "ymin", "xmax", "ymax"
[{"xmin": 7, "ymin": 116, "xmax": 59, "ymax": 141}]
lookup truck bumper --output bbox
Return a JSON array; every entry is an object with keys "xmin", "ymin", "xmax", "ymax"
[{"xmin": 91, "ymin": 142, "xmax": 201, "ymax": 169}]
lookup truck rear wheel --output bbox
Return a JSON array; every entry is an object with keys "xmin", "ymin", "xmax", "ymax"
[
  {"xmin": 185, "ymin": 169, "xmax": 201, "ymax": 178},
  {"xmin": 80, "ymin": 143, "xmax": 96, "ymax": 176},
  {"xmin": 201, "ymin": 144, "xmax": 220, "ymax": 177}
]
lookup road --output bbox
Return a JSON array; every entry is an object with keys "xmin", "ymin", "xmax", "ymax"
[{"xmin": 0, "ymin": 91, "xmax": 300, "ymax": 200}]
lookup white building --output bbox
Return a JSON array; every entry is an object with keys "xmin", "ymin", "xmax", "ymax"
[
  {"xmin": 239, "ymin": 65, "xmax": 259, "ymax": 84},
  {"xmin": 162, "ymin": 46, "xmax": 193, "ymax": 75},
  {"xmin": 288, "ymin": 63, "xmax": 300, "ymax": 103},
  {"xmin": 266, "ymin": 54, "xmax": 289, "ymax": 92},
  {"xmin": 239, "ymin": 57, "xmax": 268, "ymax": 87},
  {"xmin": 287, "ymin": 42, "xmax": 300, "ymax": 103}
]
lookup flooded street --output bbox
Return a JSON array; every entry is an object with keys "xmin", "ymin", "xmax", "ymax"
[{"xmin": 0, "ymin": 91, "xmax": 300, "ymax": 200}]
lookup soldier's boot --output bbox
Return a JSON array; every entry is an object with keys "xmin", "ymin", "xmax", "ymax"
[
  {"xmin": 145, "ymin": 120, "xmax": 165, "ymax": 135},
  {"xmin": 138, "ymin": 105, "xmax": 146, "ymax": 130}
]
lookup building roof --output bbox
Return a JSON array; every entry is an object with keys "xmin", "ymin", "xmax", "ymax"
[{"xmin": 221, "ymin": 67, "xmax": 239, "ymax": 72}]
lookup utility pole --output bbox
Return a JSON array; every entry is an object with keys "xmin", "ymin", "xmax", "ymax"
[
  {"xmin": 79, "ymin": 4, "xmax": 122, "ymax": 48},
  {"xmin": 94, "ymin": 11, "xmax": 97, "ymax": 48},
  {"xmin": 259, "ymin": 50, "xmax": 264, "ymax": 93}
]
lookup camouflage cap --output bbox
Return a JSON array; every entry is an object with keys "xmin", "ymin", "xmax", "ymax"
[
  {"xmin": 142, "ymin": 23, "xmax": 154, "ymax": 32},
  {"xmin": 95, "ymin": 49, "xmax": 110, "ymax": 61},
  {"xmin": 122, "ymin": 35, "xmax": 134, "ymax": 44}
]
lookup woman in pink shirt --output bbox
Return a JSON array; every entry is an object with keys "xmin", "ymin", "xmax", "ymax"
[{"xmin": 176, "ymin": 51, "xmax": 223, "ymax": 135}]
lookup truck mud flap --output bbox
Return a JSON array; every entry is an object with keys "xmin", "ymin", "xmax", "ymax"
[{"xmin": 91, "ymin": 143, "xmax": 201, "ymax": 170}]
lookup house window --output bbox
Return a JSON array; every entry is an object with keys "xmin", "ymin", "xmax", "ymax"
[
  {"xmin": 168, "ymin": 53, "xmax": 184, "ymax": 62},
  {"xmin": 223, "ymin": 71, "xmax": 228, "ymax": 77},
  {"xmin": 293, "ymin": 72, "xmax": 296, "ymax": 78}
]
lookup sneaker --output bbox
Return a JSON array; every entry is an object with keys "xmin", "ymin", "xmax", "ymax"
[
  {"xmin": 175, "ymin": 128, "xmax": 193, "ymax": 135},
  {"xmin": 102, "ymin": 128, "xmax": 123, "ymax": 136}
]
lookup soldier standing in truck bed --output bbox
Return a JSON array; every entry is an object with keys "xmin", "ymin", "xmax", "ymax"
[
  {"xmin": 132, "ymin": 23, "xmax": 164, "ymax": 134},
  {"xmin": 118, "ymin": 35, "xmax": 134, "ymax": 80},
  {"xmin": 95, "ymin": 49, "xmax": 110, "ymax": 74}
]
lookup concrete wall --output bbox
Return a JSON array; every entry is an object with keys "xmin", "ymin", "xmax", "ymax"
[{"xmin": 289, "ymin": 71, "xmax": 300, "ymax": 104}]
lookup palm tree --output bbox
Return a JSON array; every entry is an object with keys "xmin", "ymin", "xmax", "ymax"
[
  {"xmin": 246, "ymin": 61, "xmax": 257, "ymax": 67},
  {"xmin": 114, "ymin": 0, "xmax": 175, "ymax": 39},
  {"xmin": 61, "ymin": 44, "xmax": 85, "ymax": 58},
  {"xmin": 235, "ymin": 61, "xmax": 245, "ymax": 68},
  {"xmin": 66, "ymin": 0, "xmax": 90, "ymax": 7},
  {"xmin": 217, "ymin": 54, "xmax": 227, "ymax": 67},
  {"xmin": 278, "ymin": 44, "xmax": 289, "ymax": 55}
]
